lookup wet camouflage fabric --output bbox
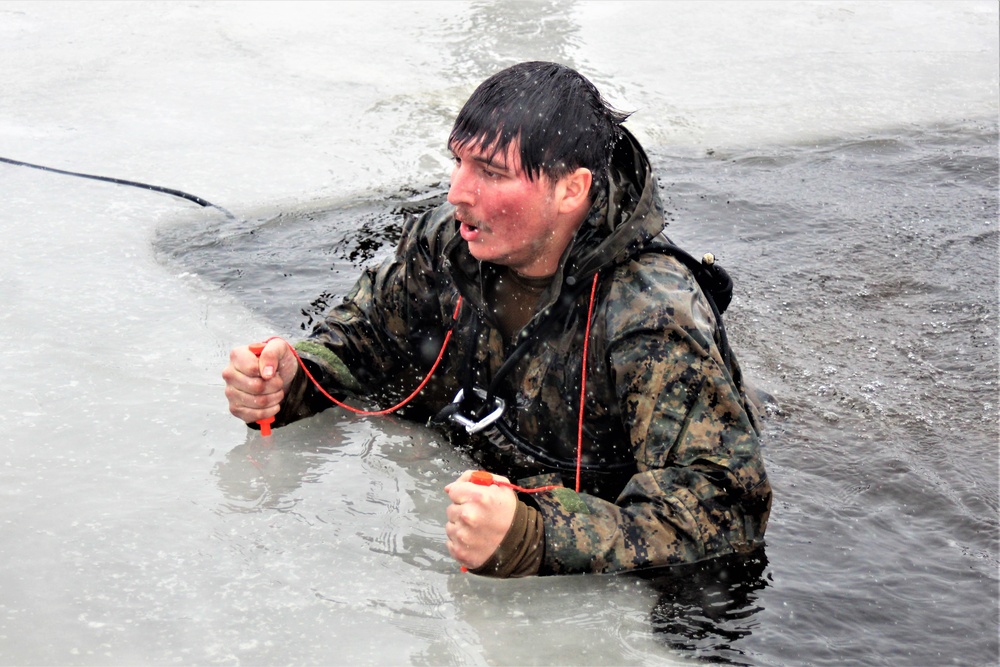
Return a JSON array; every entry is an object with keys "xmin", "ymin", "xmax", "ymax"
[{"xmin": 280, "ymin": 130, "xmax": 772, "ymax": 574}]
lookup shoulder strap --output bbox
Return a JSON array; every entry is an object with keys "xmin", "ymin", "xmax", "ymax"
[
  {"xmin": 641, "ymin": 240, "xmax": 733, "ymax": 314},
  {"xmin": 638, "ymin": 239, "xmax": 736, "ymax": 375}
]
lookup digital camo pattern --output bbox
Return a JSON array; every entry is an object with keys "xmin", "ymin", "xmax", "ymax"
[{"xmin": 283, "ymin": 130, "xmax": 771, "ymax": 575}]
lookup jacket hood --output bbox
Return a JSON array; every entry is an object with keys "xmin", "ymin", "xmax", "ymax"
[
  {"xmin": 562, "ymin": 126, "xmax": 666, "ymax": 284},
  {"xmin": 444, "ymin": 127, "xmax": 665, "ymax": 312}
]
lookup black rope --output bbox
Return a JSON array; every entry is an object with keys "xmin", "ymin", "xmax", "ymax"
[{"xmin": 0, "ymin": 155, "xmax": 235, "ymax": 220}]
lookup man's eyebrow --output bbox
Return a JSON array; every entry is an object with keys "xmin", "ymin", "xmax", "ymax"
[
  {"xmin": 448, "ymin": 142, "xmax": 512, "ymax": 172},
  {"xmin": 471, "ymin": 154, "xmax": 511, "ymax": 172}
]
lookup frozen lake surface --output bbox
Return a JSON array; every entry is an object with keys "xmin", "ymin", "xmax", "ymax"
[{"xmin": 2, "ymin": 2, "xmax": 997, "ymax": 665}]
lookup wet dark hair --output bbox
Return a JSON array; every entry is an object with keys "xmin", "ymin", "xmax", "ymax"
[{"xmin": 449, "ymin": 61, "xmax": 630, "ymax": 198}]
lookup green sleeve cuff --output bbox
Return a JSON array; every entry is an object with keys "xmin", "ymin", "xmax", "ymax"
[{"xmin": 293, "ymin": 340, "xmax": 363, "ymax": 393}]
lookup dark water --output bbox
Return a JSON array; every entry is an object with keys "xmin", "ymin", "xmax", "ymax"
[{"xmin": 156, "ymin": 121, "xmax": 999, "ymax": 666}]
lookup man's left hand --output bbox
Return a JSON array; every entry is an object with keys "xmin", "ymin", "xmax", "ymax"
[{"xmin": 444, "ymin": 470, "xmax": 517, "ymax": 570}]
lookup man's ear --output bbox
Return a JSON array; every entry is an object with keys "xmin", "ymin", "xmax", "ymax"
[{"xmin": 557, "ymin": 167, "xmax": 593, "ymax": 215}]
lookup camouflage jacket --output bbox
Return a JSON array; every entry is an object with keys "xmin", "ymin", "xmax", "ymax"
[{"xmin": 278, "ymin": 130, "xmax": 772, "ymax": 574}]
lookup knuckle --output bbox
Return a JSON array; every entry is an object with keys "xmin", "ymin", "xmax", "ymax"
[{"xmin": 459, "ymin": 507, "xmax": 480, "ymax": 529}]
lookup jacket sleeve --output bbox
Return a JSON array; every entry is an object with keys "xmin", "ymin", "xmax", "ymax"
[
  {"xmin": 275, "ymin": 206, "xmax": 456, "ymax": 425},
  {"xmin": 529, "ymin": 257, "xmax": 772, "ymax": 574}
]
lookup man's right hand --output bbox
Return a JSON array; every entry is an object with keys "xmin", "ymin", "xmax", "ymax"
[{"xmin": 222, "ymin": 339, "xmax": 300, "ymax": 425}]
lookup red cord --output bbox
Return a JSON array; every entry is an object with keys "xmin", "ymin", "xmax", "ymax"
[
  {"xmin": 252, "ymin": 273, "xmax": 599, "ymax": 495},
  {"xmin": 463, "ymin": 273, "xmax": 598, "ymax": 495},
  {"xmin": 255, "ymin": 297, "xmax": 462, "ymax": 417},
  {"xmin": 575, "ymin": 273, "xmax": 599, "ymax": 492},
  {"xmin": 468, "ymin": 469, "xmax": 558, "ymax": 494}
]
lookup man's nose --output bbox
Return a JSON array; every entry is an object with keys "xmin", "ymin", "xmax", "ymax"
[{"xmin": 447, "ymin": 163, "xmax": 475, "ymax": 207}]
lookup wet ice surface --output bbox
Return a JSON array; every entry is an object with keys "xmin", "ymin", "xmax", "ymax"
[{"xmin": 2, "ymin": 2, "xmax": 998, "ymax": 666}]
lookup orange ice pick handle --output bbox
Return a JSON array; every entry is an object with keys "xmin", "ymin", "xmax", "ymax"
[
  {"xmin": 456, "ymin": 471, "xmax": 558, "ymax": 574},
  {"xmin": 470, "ymin": 470, "xmax": 496, "ymax": 486},
  {"xmin": 248, "ymin": 342, "xmax": 274, "ymax": 436},
  {"xmin": 458, "ymin": 471, "xmax": 494, "ymax": 574}
]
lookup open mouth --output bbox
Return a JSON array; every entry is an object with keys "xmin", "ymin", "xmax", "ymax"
[
  {"xmin": 459, "ymin": 220, "xmax": 481, "ymax": 242},
  {"xmin": 457, "ymin": 211, "xmax": 486, "ymax": 241}
]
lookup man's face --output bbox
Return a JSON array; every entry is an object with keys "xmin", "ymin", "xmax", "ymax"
[{"xmin": 447, "ymin": 139, "xmax": 570, "ymax": 278}]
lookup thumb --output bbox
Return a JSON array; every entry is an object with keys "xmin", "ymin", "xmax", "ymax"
[{"xmin": 259, "ymin": 338, "xmax": 288, "ymax": 380}]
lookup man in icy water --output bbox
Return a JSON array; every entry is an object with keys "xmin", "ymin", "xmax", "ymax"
[{"xmin": 223, "ymin": 61, "xmax": 771, "ymax": 577}]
